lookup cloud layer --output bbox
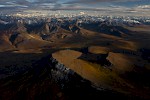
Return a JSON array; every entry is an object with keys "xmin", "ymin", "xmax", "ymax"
[{"xmin": 0, "ymin": 0, "xmax": 149, "ymax": 16}]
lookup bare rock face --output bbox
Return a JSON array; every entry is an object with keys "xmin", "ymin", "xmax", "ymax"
[
  {"xmin": 16, "ymin": 22, "xmax": 27, "ymax": 33},
  {"xmin": 45, "ymin": 23, "xmax": 50, "ymax": 33},
  {"xmin": 88, "ymin": 46, "xmax": 110, "ymax": 54}
]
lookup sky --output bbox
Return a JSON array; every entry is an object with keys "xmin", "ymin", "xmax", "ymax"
[{"xmin": 0, "ymin": 0, "xmax": 150, "ymax": 16}]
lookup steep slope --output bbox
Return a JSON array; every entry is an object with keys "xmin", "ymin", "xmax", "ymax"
[
  {"xmin": 43, "ymin": 26, "xmax": 73, "ymax": 42},
  {"xmin": 26, "ymin": 22, "xmax": 74, "ymax": 42},
  {"xmin": 0, "ymin": 52, "xmax": 133, "ymax": 100},
  {"xmin": 107, "ymin": 52, "xmax": 138, "ymax": 74},
  {"xmin": 0, "ymin": 33, "xmax": 15, "ymax": 51},
  {"xmin": 107, "ymin": 52, "xmax": 150, "ymax": 92},
  {"xmin": 52, "ymin": 50, "xmax": 134, "ymax": 92},
  {"xmin": 9, "ymin": 32, "xmax": 49, "ymax": 49},
  {"xmin": 81, "ymin": 22, "xmax": 131, "ymax": 37},
  {"xmin": 52, "ymin": 49, "xmax": 150, "ymax": 99}
]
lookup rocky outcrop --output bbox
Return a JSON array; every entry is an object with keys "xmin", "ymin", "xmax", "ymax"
[{"xmin": 49, "ymin": 56, "xmax": 75, "ymax": 83}]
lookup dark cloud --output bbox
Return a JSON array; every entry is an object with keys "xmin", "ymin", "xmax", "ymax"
[
  {"xmin": 0, "ymin": 0, "xmax": 145, "ymax": 9},
  {"xmin": 64, "ymin": 0, "xmax": 141, "ymax": 4},
  {"xmin": 0, "ymin": 0, "xmax": 149, "ymax": 17},
  {"xmin": 0, "ymin": 0, "xmax": 59, "ymax": 5}
]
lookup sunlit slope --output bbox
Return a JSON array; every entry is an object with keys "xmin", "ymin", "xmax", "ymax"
[
  {"xmin": 88, "ymin": 46, "xmax": 110, "ymax": 54},
  {"xmin": 107, "ymin": 52, "xmax": 149, "ymax": 74},
  {"xmin": 52, "ymin": 50, "xmax": 133, "ymax": 91},
  {"xmin": 0, "ymin": 34, "xmax": 15, "ymax": 51}
]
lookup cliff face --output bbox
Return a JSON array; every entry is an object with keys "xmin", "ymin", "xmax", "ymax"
[
  {"xmin": 1, "ymin": 52, "xmax": 149, "ymax": 100},
  {"xmin": 49, "ymin": 56, "xmax": 76, "ymax": 89},
  {"xmin": 0, "ymin": 54, "xmax": 95, "ymax": 100},
  {"xmin": 47, "ymin": 55, "xmax": 130, "ymax": 100}
]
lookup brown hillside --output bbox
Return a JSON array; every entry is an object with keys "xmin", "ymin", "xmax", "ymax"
[
  {"xmin": 52, "ymin": 50, "xmax": 133, "ymax": 92},
  {"xmin": 88, "ymin": 46, "xmax": 110, "ymax": 54}
]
